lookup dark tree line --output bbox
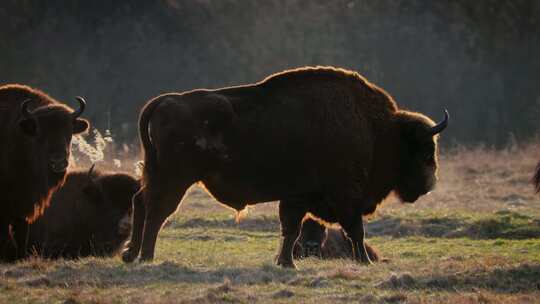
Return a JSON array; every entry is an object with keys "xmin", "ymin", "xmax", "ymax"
[{"xmin": 1, "ymin": 0, "xmax": 539, "ymax": 146}]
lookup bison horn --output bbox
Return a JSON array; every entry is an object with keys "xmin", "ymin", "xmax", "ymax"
[
  {"xmin": 21, "ymin": 99, "xmax": 35, "ymax": 119},
  {"xmin": 71, "ymin": 96, "xmax": 86, "ymax": 119},
  {"xmin": 430, "ymin": 110, "xmax": 449, "ymax": 135}
]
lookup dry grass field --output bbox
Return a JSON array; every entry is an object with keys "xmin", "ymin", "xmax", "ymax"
[{"xmin": 1, "ymin": 134, "xmax": 539, "ymax": 303}]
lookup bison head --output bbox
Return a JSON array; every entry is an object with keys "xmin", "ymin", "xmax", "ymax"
[
  {"xmin": 82, "ymin": 166, "xmax": 140, "ymax": 255},
  {"xmin": 294, "ymin": 218, "xmax": 326, "ymax": 258},
  {"xmin": 19, "ymin": 97, "xmax": 89, "ymax": 176},
  {"xmin": 394, "ymin": 110, "xmax": 448, "ymax": 203}
]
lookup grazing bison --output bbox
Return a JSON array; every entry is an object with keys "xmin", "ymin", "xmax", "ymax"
[
  {"xmin": 123, "ymin": 66, "xmax": 448, "ymax": 268},
  {"xmin": 26, "ymin": 165, "xmax": 140, "ymax": 259},
  {"xmin": 0, "ymin": 84, "xmax": 89, "ymax": 261},
  {"xmin": 293, "ymin": 218, "xmax": 380, "ymax": 261}
]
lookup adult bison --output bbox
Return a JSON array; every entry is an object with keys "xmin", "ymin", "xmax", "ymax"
[
  {"xmin": 293, "ymin": 218, "xmax": 380, "ymax": 261},
  {"xmin": 0, "ymin": 84, "xmax": 89, "ymax": 261},
  {"xmin": 123, "ymin": 66, "xmax": 448, "ymax": 268},
  {"xmin": 533, "ymin": 163, "xmax": 540, "ymax": 193},
  {"xmin": 26, "ymin": 165, "xmax": 140, "ymax": 259}
]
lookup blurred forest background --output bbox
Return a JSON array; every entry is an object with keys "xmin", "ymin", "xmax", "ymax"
[{"xmin": 1, "ymin": 0, "xmax": 539, "ymax": 147}]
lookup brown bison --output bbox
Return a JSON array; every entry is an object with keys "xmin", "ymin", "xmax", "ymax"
[
  {"xmin": 0, "ymin": 84, "xmax": 89, "ymax": 261},
  {"xmin": 26, "ymin": 165, "xmax": 140, "ymax": 259},
  {"xmin": 533, "ymin": 163, "xmax": 540, "ymax": 193},
  {"xmin": 122, "ymin": 66, "xmax": 448, "ymax": 268},
  {"xmin": 293, "ymin": 218, "xmax": 380, "ymax": 261}
]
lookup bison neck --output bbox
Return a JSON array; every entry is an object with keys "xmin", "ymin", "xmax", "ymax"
[{"xmin": 363, "ymin": 130, "xmax": 401, "ymax": 214}]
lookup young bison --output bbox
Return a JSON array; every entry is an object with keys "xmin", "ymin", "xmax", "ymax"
[
  {"xmin": 294, "ymin": 218, "xmax": 380, "ymax": 261},
  {"xmin": 26, "ymin": 166, "xmax": 140, "ymax": 259},
  {"xmin": 0, "ymin": 84, "xmax": 89, "ymax": 261},
  {"xmin": 124, "ymin": 66, "xmax": 448, "ymax": 268}
]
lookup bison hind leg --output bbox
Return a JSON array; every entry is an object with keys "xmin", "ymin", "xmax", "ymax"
[
  {"xmin": 138, "ymin": 180, "xmax": 192, "ymax": 262},
  {"xmin": 122, "ymin": 189, "xmax": 146, "ymax": 263}
]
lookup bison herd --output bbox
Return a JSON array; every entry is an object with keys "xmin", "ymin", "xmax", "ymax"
[{"xmin": 0, "ymin": 66, "xmax": 526, "ymax": 269}]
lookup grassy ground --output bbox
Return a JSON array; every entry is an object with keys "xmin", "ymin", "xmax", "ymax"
[{"xmin": 1, "ymin": 143, "xmax": 540, "ymax": 303}]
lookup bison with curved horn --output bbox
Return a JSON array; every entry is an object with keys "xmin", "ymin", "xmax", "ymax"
[
  {"xmin": 26, "ymin": 165, "xmax": 140, "ymax": 259},
  {"xmin": 0, "ymin": 84, "xmax": 89, "ymax": 261},
  {"xmin": 123, "ymin": 66, "xmax": 448, "ymax": 268}
]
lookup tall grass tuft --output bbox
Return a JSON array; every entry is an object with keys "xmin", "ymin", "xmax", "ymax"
[{"xmin": 71, "ymin": 128, "xmax": 140, "ymax": 175}]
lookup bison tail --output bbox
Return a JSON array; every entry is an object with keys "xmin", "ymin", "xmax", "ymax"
[
  {"xmin": 533, "ymin": 161, "xmax": 540, "ymax": 193},
  {"xmin": 138, "ymin": 97, "xmax": 165, "ymax": 181}
]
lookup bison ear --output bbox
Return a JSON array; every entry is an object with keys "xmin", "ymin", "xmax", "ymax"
[
  {"xmin": 83, "ymin": 183, "xmax": 103, "ymax": 203},
  {"xmin": 20, "ymin": 118, "xmax": 38, "ymax": 136},
  {"xmin": 73, "ymin": 118, "xmax": 89, "ymax": 134}
]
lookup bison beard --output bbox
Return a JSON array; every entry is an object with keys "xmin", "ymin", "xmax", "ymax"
[
  {"xmin": 293, "ymin": 218, "xmax": 380, "ymax": 261},
  {"xmin": 25, "ymin": 167, "xmax": 140, "ymax": 259},
  {"xmin": 123, "ymin": 66, "xmax": 448, "ymax": 268},
  {"xmin": 0, "ymin": 84, "xmax": 89, "ymax": 262}
]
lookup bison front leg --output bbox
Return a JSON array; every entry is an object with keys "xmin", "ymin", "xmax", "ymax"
[
  {"xmin": 276, "ymin": 199, "xmax": 307, "ymax": 269},
  {"xmin": 0, "ymin": 223, "xmax": 17, "ymax": 262},
  {"xmin": 122, "ymin": 189, "xmax": 146, "ymax": 263},
  {"xmin": 340, "ymin": 216, "xmax": 373, "ymax": 265},
  {"xmin": 139, "ymin": 181, "xmax": 190, "ymax": 262},
  {"xmin": 12, "ymin": 218, "xmax": 29, "ymax": 260}
]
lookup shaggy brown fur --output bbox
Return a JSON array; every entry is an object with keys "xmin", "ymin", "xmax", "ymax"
[
  {"xmin": 0, "ymin": 84, "xmax": 89, "ymax": 262},
  {"xmin": 533, "ymin": 162, "xmax": 540, "ymax": 193},
  {"xmin": 123, "ymin": 66, "xmax": 448, "ymax": 268},
  {"xmin": 293, "ymin": 218, "xmax": 380, "ymax": 261},
  {"xmin": 25, "ymin": 167, "xmax": 139, "ymax": 259}
]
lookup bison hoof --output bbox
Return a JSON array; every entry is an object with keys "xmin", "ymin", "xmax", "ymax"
[
  {"xmin": 357, "ymin": 258, "xmax": 374, "ymax": 266},
  {"xmin": 121, "ymin": 249, "xmax": 138, "ymax": 263},
  {"xmin": 276, "ymin": 259, "xmax": 297, "ymax": 269},
  {"xmin": 139, "ymin": 255, "xmax": 154, "ymax": 263}
]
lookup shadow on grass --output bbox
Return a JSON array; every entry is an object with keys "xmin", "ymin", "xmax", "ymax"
[
  {"xmin": 9, "ymin": 261, "xmax": 302, "ymax": 289},
  {"xmin": 378, "ymin": 263, "xmax": 540, "ymax": 292},
  {"xmin": 168, "ymin": 210, "xmax": 539, "ymax": 240},
  {"xmin": 167, "ymin": 211, "xmax": 540, "ymax": 239},
  {"xmin": 367, "ymin": 210, "xmax": 540, "ymax": 240},
  {"xmin": 170, "ymin": 215, "xmax": 280, "ymax": 232}
]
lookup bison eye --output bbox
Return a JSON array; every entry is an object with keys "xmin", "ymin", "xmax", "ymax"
[{"xmin": 424, "ymin": 152, "xmax": 434, "ymax": 161}]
